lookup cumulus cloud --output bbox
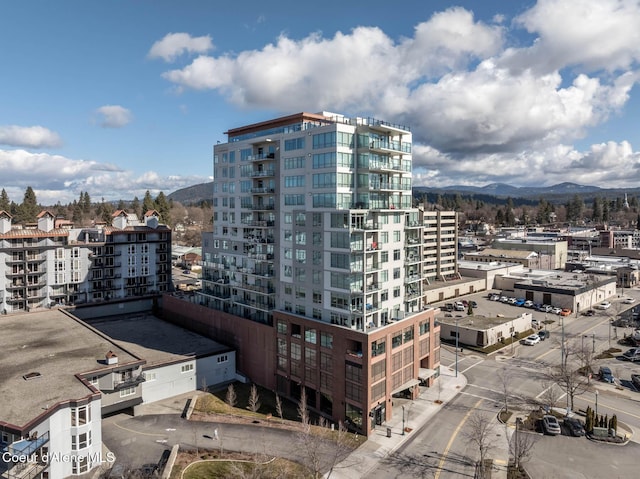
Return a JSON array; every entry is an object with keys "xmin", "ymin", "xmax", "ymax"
[
  {"xmin": 94, "ymin": 105, "xmax": 133, "ymax": 128},
  {"xmin": 513, "ymin": 0, "xmax": 640, "ymax": 73},
  {"xmin": 0, "ymin": 148, "xmax": 205, "ymax": 204},
  {"xmin": 148, "ymin": 33, "xmax": 214, "ymax": 62},
  {"xmin": 0, "ymin": 125, "xmax": 62, "ymax": 148}
]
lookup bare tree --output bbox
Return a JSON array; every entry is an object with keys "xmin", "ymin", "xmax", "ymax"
[
  {"xmin": 247, "ymin": 384, "xmax": 261, "ymax": 413},
  {"xmin": 510, "ymin": 419, "xmax": 538, "ymax": 472},
  {"xmin": 275, "ymin": 392, "xmax": 284, "ymax": 421},
  {"xmin": 297, "ymin": 388, "xmax": 310, "ymax": 426},
  {"xmin": 538, "ymin": 380, "xmax": 561, "ymax": 410},
  {"xmin": 226, "ymin": 383, "xmax": 237, "ymax": 409},
  {"xmin": 548, "ymin": 364, "xmax": 590, "ymax": 411},
  {"xmin": 497, "ymin": 368, "xmax": 512, "ymax": 414},
  {"xmin": 464, "ymin": 412, "xmax": 496, "ymax": 479}
]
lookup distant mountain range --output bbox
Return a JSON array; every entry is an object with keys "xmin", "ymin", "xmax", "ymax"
[
  {"xmin": 167, "ymin": 182, "xmax": 212, "ymax": 205},
  {"xmin": 168, "ymin": 181, "xmax": 636, "ymax": 206}
]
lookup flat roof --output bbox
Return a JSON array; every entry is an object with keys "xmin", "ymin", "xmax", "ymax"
[
  {"xmin": 0, "ymin": 310, "xmax": 141, "ymax": 428},
  {"xmin": 458, "ymin": 259, "xmax": 522, "ymax": 271},
  {"xmin": 437, "ymin": 314, "xmax": 524, "ymax": 329},
  {"xmin": 85, "ymin": 314, "xmax": 231, "ymax": 368}
]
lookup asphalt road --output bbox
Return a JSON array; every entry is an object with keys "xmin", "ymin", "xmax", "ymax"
[{"xmin": 371, "ymin": 289, "xmax": 640, "ymax": 479}]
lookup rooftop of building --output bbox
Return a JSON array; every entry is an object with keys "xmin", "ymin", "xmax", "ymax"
[
  {"xmin": 458, "ymin": 259, "xmax": 523, "ymax": 271},
  {"xmin": 467, "ymin": 248, "xmax": 539, "ymax": 259},
  {"xmin": 0, "ymin": 309, "xmax": 142, "ymax": 428},
  {"xmin": 85, "ymin": 314, "xmax": 232, "ymax": 367},
  {"xmin": 495, "ymin": 237, "xmax": 567, "ymax": 245},
  {"xmin": 503, "ymin": 269, "xmax": 616, "ymax": 289},
  {"xmin": 436, "ymin": 313, "xmax": 527, "ymax": 330}
]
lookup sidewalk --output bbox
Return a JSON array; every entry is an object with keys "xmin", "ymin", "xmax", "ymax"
[{"xmin": 329, "ymin": 367, "xmax": 468, "ymax": 479}]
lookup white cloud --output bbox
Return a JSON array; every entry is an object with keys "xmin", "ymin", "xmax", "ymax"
[
  {"xmin": 0, "ymin": 125, "xmax": 62, "ymax": 148},
  {"xmin": 148, "ymin": 33, "xmax": 214, "ymax": 62},
  {"xmin": 513, "ymin": 0, "xmax": 640, "ymax": 73},
  {"xmin": 0, "ymin": 148, "xmax": 205, "ymax": 204},
  {"xmin": 94, "ymin": 105, "xmax": 133, "ymax": 128}
]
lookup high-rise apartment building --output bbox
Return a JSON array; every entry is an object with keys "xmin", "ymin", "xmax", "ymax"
[
  {"xmin": 194, "ymin": 112, "xmax": 455, "ymax": 434},
  {"xmin": 0, "ymin": 209, "xmax": 171, "ymax": 314}
]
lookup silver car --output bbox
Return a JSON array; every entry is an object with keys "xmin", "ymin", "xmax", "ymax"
[{"xmin": 542, "ymin": 415, "xmax": 561, "ymax": 435}]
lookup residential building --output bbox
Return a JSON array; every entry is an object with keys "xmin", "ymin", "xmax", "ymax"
[
  {"xmin": 0, "ymin": 309, "xmax": 234, "ymax": 478},
  {"xmin": 187, "ymin": 111, "xmax": 450, "ymax": 435},
  {"xmin": 0, "ymin": 210, "xmax": 171, "ymax": 314}
]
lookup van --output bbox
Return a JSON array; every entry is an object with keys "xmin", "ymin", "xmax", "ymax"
[{"xmin": 454, "ymin": 301, "xmax": 465, "ymax": 311}]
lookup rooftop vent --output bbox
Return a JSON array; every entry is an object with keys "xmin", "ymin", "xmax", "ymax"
[
  {"xmin": 105, "ymin": 351, "xmax": 118, "ymax": 365},
  {"xmin": 23, "ymin": 372, "xmax": 42, "ymax": 381}
]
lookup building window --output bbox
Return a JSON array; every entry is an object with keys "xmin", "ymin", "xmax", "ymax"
[
  {"xmin": 143, "ymin": 372, "xmax": 157, "ymax": 382},
  {"xmin": 305, "ymin": 328, "xmax": 317, "ymax": 344},
  {"xmin": 72, "ymin": 431, "xmax": 91, "ymax": 450},
  {"xmin": 217, "ymin": 355, "xmax": 229, "ymax": 363},
  {"xmin": 320, "ymin": 331, "xmax": 333, "ymax": 349},
  {"xmin": 181, "ymin": 363, "xmax": 194, "ymax": 373},
  {"xmin": 71, "ymin": 405, "xmax": 91, "ymax": 427},
  {"xmin": 72, "ymin": 456, "xmax": 89, "ymax": 475},
  {"xmin": 120, "ymin": 387, "xmax": 136, "ymax": 397},
  {"xmin": 277, "ymin": 320, "xmax": 287, "ymax": 335}
]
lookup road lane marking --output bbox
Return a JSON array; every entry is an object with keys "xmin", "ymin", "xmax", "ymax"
[
  {"xmin": 461, "ymin": 361, "xmax": 483, "ymax": 374},
  {"xmin": 582, "ymin": 396, "xmax": 640, "ymax": 420},
  {"xmin": 434, "ymin": 398, "xmax": 484, "ymax": 479},
  {"xmin": 113, "ymin": 422, "xmax": 167, "ymax": 437}
]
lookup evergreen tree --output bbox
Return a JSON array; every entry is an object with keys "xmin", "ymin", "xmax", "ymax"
[
  {"xmin": 0, "ymin": 188, "xmax": 10, "ymax": 211},
  {"xmin": 16, "ymin": 186, "xmax": 39, "ymax": 223},
  {"xmin": 154, "ymin": 191, "xmax": 171, "ymax": 225},
  {"xmin": 603, "ymin": 201, "xmax": 610, "ymax": 222},
  {"xmin": 98, "ymin": 198, "xmax": 114, "ymax": 225},
  {"xmin": 495, "ymin": 209, "xmax": 504, "ymax": 225},
  {"xmin": 592, "ymin": 197, "xmax": 603, "ymax": 223},
  {"xmin": 72, "ymin": 201, "xmax": 83, "ymax": 224},
  {"xmin": 131, "ymin": 196, "xmax": 141, "ymax": 218},
  {"xmin": 142, "ymin": 190, "xmax": 155, "ymax": 213},
  {"xmin": 81, "ymin": 191, "xmax": 92, "ymax": 214},
  {"xmin": 117, "ymin": 199, "xmax": 126, "ymax": 211}
]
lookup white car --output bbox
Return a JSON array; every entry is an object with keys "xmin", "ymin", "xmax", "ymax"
[
  {"xmin": 521, "ymin": 334, "xmax": 541, "ymax": 346},
  {"xmin": 524, "ymin": 300, "xmax": 534, "ymax": 308},
  {"xmin": 551, "ymin": 307, "xmax": 562, "ymax": 315},
  {"xmin": 623, "ymin": 297, "xmax": 636, "ymax": 304},
  {"xmin": 597, "ymin": 301, "xmax": 612, "ymax": 310}
]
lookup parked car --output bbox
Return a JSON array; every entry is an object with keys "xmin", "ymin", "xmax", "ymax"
[
  {"xmin": 622, "ymin": 348, "xmax": 640, "ymax": 361},
  {"xmin": 490, "ymin": 294, "xmax": 500, "ymax": 301},
  {"xmin": 470, "ymin": 300, "xmax": 478, "ymax": 308},
  {"xmin": 551, "ymin": 307, "xmax": 562, "ymax": 315},
  {"xmin": 542, "ymin": 304, "xmax": 553, "ymax": 313},
  {"xmin": 444, "ymin": 303, "xmax": 454, "ymax": 312},
  {"xmin": 560, "ymin": 308, "xmax": 572, "ymax": 316},
  {"xmin": 515, "ymin": 298, "xmax": 526, "ymax": 307},
  {"xmin": 563, "ymin": 417, "xmax": 586, "ymax": 437},
  {"xmin": 507, "ymin": 297, "xmax": 518, "ymax": 305},
  {"xmin": 521, "ymin": 334, "xmax": 541, "ymax": 346},
  {"xmin": 538, "ymin": 330, "xmax": 550, "ymax": 341},
  {"xmin": 631, "ymin": 373, "xmax": 640, "ymax": 390},
  {"xmin": 454, "ymin": 301, "xmax": 465, "ymax": 311},
  {"xmin": 599, "ymin": 366, "xmax": 615, "ymax": 383},
  {"xmin": 182, "ymin": 269, "xmax": 191, "ymax": 274},
  {"xmin": 500, "ymin": 295, "xmax": 509, "ymax": 303},
  {"xmin": 583, "ymin": 309, "xmax": 596, "ymax": 316},
  {"xmin": 524, "ymin": 300, "xmax": 534, "ymax": 308},
  {"xmin": 623, "ymin": 297, "xmax": 636, "ymax": 304},
  {"xmin": 542, "ymin": 415, "xmax": 561, "ymax": 435},
  {"xmin": 597, "ymin": 301, "xmax": 612, "ymax": 310}
]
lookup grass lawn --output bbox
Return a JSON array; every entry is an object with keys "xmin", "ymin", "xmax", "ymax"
[{"xmin": 170, "ymin": 452, "xmax": 312, "ymax": 479}]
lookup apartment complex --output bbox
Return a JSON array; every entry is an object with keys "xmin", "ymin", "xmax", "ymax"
[
  {"xmin": 0, "ymin": 209, "xmax": 171, "ymax": 314},
  {"xmin": 191, "ymin": 111, "xmax": 457, "ymax": 434}
]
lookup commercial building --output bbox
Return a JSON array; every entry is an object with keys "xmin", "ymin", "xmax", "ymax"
[
  {"xmin": 492, "ymin": 238, "xmax": 568, "ymax": 270},
  {"xmin": 0, "ymin": 210, "xmax": 171, "ymax": 315},
  {"xmin": 188, "ymin": 111, "xmax": 450, "ymax": 435},
  {"xmin": 436, "ymin": 311, "xmax": 533, "ymax": 349}
]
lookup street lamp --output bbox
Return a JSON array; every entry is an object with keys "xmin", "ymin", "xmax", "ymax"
[
  {"xmin": 402, "ymin": 405, "xmax": 405, "ymax": 436},
  {"xmin": 455, "ymin": 317, "xmax": 459, "ymax": 377},
  {"xmin": 592, "ymin": 333, "xmax": 596, "ymax": 353},
  {"xmin": 595, "ymin": 390, "xmax": 599, "ymax": 417}
]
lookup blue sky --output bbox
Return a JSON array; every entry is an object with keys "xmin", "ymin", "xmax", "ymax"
[{"xmin": 1, "ymin": 0, "xmax": 639, "ymax": 204}]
